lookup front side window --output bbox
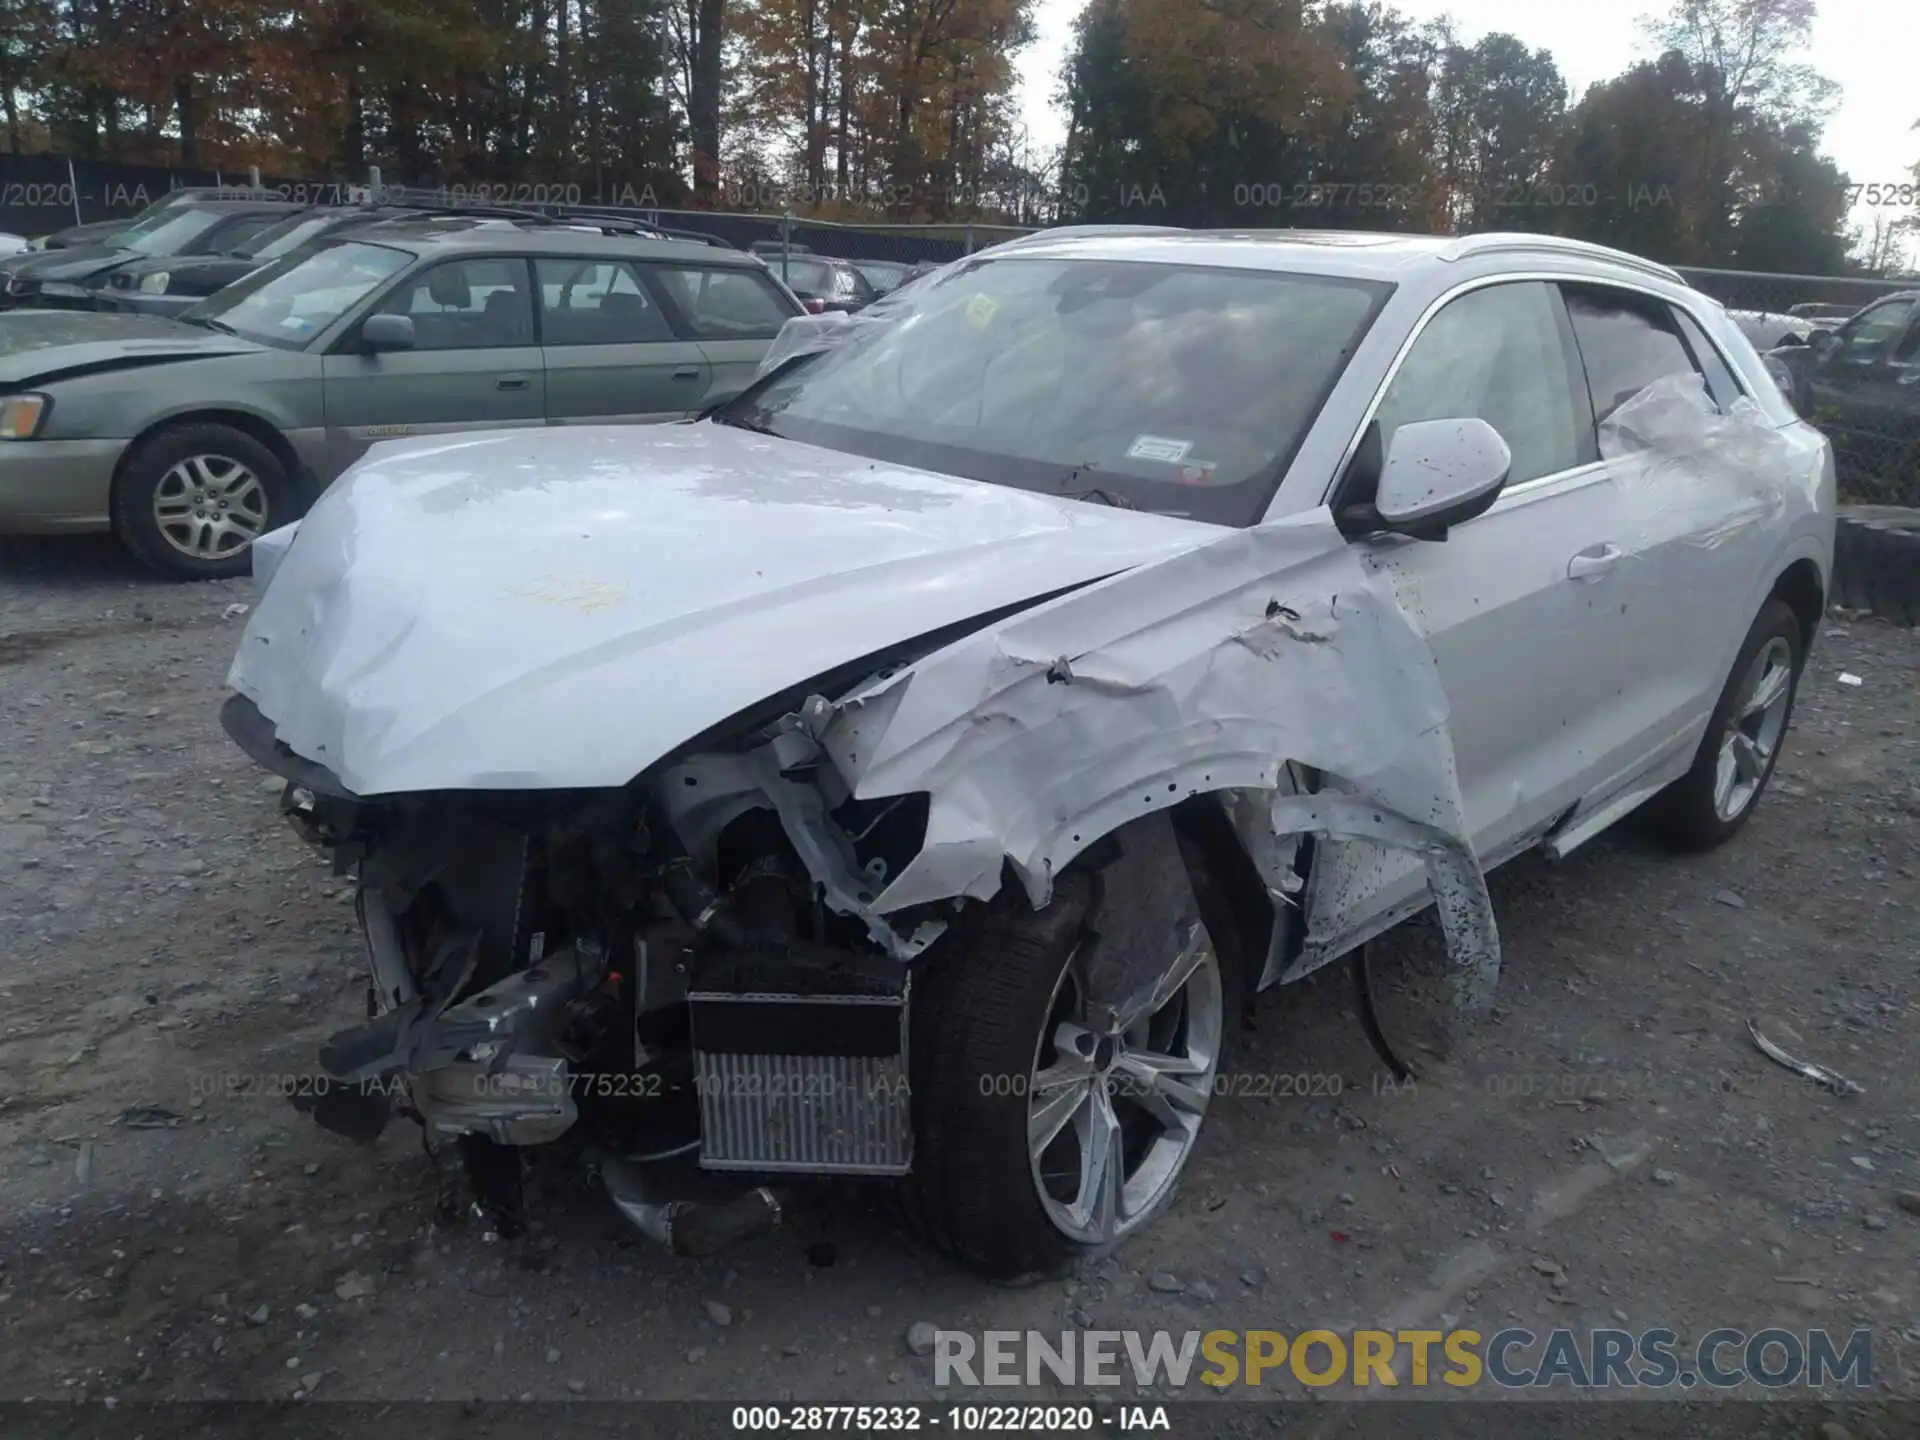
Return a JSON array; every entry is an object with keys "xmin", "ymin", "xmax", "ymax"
[
  {"xmin": 187, "ymin": 239, "xmax": 413, "ymax": 349},
  {"xmin": 535, "ymin": 258, "xmax": 674, "ymax": 344},
  {"xmin": 376, "ymin": 258, "xmax": 534, "ymax": 349},
  {"xmin": 1563, "ymin": 284, "xmax": 1702, "ymax": 422},
  {"xmin": 722, "ymin": 257, "xmax": 1388, "ymax": 526},
  {"xmin": 653, "ymin": 265, "xmax": 797, "ymax": 339},
  {"xmin": 1836, "ymin": 298, "xmax": 1917, "ymax": 358},
  {"xmin": 1373, "ymin": 281, "xmax": 1586, "ymax": 487}
]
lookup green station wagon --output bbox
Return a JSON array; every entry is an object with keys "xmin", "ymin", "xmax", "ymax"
[{"xmin": 0, "ymin": 218, "xmax": 804, "ymax": 576}]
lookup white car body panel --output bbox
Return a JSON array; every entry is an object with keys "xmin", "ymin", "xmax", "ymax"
[{"xmin": 232, "ymin": 228, "xmax": 1835, "ymax": 1002}]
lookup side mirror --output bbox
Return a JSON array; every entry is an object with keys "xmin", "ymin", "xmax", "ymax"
[
  {"xmin": 1370, "ymin": 418, "xmax": 1512, "ymax": 539},
  {"xmin": 1807, "ymin": 327, "xmax": 1836, "ymax": 353},
  {"xmin": 360, "ymin": 313, "xmax": 415, "ymax": 353}
]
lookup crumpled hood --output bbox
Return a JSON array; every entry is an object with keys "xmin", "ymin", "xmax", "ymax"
[{"xmin": 228, "ymin": 422, "xmax": 1216, "ymax": 796}]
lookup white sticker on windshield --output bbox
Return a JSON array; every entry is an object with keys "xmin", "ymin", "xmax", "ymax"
[
  {"xmin": 966, "ymin": 293, "xmax": 998, "ymax": 328},
  {"xmin": 1127, "ymin": 435, "xmax": 1193, "ymax": 465}
]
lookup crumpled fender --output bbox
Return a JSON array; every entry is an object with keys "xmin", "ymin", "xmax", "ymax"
[{"xmin": 812, "ymin": 506, "xmax": 1502, "ymax": 1015}]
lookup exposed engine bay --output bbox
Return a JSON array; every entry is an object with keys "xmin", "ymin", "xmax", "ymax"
[{"xmin": 244, "ymin": 696, "xmax": 960, "ymax": 1247}]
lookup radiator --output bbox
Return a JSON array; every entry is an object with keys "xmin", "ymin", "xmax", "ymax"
[{"xmin": 691, "ymin": 987, "xmax": 912, "ymax": 1175}]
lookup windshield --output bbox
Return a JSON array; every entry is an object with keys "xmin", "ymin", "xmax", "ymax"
[
  {"xmin": 186, "ymin": 240, "xmax": 412, "ymax": 349},
  {"xmin": 239, "ymin": 214, "xmax": 338, "ymax": 260},
  {"xmin": 722, "ymin": 257, "xmax": 1388, "ymax": 526},
  {"xmin": 115, "ymin": 207, "xmax": 229, "ymax": 257}
]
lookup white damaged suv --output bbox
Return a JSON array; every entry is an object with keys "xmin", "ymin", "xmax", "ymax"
[{"xmin": 223, "ymin": 228, "xmax": 1833, "ymax": 1279}]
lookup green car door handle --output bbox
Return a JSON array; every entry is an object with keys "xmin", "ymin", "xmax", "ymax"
[
  {"xmin": 497, "ymin": 375, "xmax": 530, "ymax": 391},
  {"xmin": 672, "ymin": 366, "xmax": 701, "ymax": 380}
]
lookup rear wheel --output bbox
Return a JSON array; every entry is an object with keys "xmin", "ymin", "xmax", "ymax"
[
  {"xmin": 906, "ymin": 853, "xmax": 1239, "ymax": 1280},
  {"xmin": 1652, "ymin": 599, "xmax": 1804, "ymax": 850},
  {"xmin": 114, "ymin": 423, "xmax": 295, "ymax": 579}
]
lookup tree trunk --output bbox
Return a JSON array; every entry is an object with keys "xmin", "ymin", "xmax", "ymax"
[
  {"xmin": 834, "ymin": 20, "xmax": 850, "ymax": 193},
  {"xmin": 802, "ymin": 0, "xmax": 822, "ymax": 191},
  {"xmin": 175, "ymin": 77, "xmax": 199, "ymax": 169},
  {"xmin": 689, "ymin": 0, "xmax": 724, "ymax": 199},
  {"xmin": 555, "ymin": 0, "xmax": 572, "ymax": 174}
]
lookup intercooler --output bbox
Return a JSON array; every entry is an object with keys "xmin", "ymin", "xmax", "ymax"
[{"xmin": 689, "ymin": 954, "xmax": 912, "ymax": 1176}]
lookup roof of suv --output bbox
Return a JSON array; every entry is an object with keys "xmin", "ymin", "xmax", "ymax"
[
  {"xmin": 169, "ymin": 198, "xmax": 309, "ymax": 215},
  {"xmin": 340, "ymin": 217, "xmax": 764, "ymax": 266},
  {"xmin": 980, "ymin": 226, "xmax": 1691, "ymax": 287}
]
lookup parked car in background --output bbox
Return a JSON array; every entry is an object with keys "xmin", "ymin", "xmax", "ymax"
[
  {"xmin": 0, "ymin": 219, "xmax": 802, "ymax": 578},
  {"xmin": 95, "ymin": 203, "xmax": 567, "ymax": 316},
  {"xmin": 95, "ymin": 205, "xmax": 401, "ymax": 316},
  {"xmin": 221, "ymin": 228, "xmax": 1831, "ymax": 1280},
  {"xmin": 0, "ymin": 199, "xmax": 304, "ymax": 310},
  {"xmin": 1788, "ymin": 301, "xmax": 1860, "ymax": 326},
  {"xmin": 28, "ymin": 185, "xmax": 271, "ymax": 252},
  {"xmin": 1728, "ymin": 308, "xmax": 1812, "ymax": 351},
  {"xmin": 0, "ymin": 232, "xmax": 31, "ymax": 256},
  {"xmin": 1768, "ymin": 291, "xmax": 1920, "ymax": 493},
  {"xmin": 848, "ymin": 258, "xmax": 919, "ymax": 296},
  {"xmin": 772, "ymin": 254, "xmax": 879, "ymax": 312}
]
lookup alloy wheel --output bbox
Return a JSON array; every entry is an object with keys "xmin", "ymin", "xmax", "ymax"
[
  {"xmin": 152, "ymin": 454, "xmax": 269, "ymax": 560},
  {"xmin": 1713, "ymin": 635, "xmax": 1794, "ymax": 822},
  {"xmin": 1027, "ymin": 923, "xmax": 1223, "ymax": 1245}
]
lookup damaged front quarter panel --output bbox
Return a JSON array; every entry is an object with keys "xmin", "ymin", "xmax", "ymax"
[{"xmin": 794, "ymin": 505, "xmax": 1502, "ymax": 1021}]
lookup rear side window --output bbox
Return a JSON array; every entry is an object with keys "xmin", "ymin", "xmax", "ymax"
[
  {"xmin": 1562, "ymin": 285, "xmax": 1701, "ymax": 421},
  {"xmin": 653, "ymin": 265, "xmax": 796, "ymax": 339},
  {"xmin": 535, "ymin": 258, "xmax": 676, "ymax": 345},
  {"xmin": 1670, "ymin": 308, "xmax": 1744, "ymax": 410}
]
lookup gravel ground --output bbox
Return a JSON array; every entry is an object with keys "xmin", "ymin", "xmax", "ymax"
[{"xmin": 2, "ymin": 534, "xmax": 1917, "ymax": 1426}]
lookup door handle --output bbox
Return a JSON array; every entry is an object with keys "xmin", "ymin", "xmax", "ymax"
[
  {"xmin": 496, "ymin": 374, "xmax": 530, "ymax": 391},
  {"xmin": 671, "ymin": 366, "xmax": 702, "ymax": 380},
  {"xmin": 1567, "ymin": 543, "xmax": 1624, "ymax": 582}
]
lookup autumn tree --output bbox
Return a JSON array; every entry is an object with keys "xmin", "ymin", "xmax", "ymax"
[
  {"xmin": 1644, "ymin": 0, "xmax": 1837, "ymax": 260},
  {"xmin": 1430, "ymin": 31, "xmax": 1567, "ymax": 232}
]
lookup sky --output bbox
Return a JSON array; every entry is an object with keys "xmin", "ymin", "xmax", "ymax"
[{"xmin": 1013, "ymin": 0, "xmax": 1918, "ymax": 264}]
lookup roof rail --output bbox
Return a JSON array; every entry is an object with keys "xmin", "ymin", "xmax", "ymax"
[
  {"xmin": 990, "ymin": 224, "xmax": 1186, "ymax": 247},
  {"xmin": 1440, "ymin": 233, "xmax": 1687, "ymax": 286},
  {"xmin": 534, "ymin": 203, "xmax": 731, "ymax": 244}
]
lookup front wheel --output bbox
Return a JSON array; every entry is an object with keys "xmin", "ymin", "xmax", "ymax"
[
  {"xmin": 1652, "ymin": 598, "xmax": 1805, "ymax": 850},
  {"xmin": 113, "ymin": 423, "xmax": 296, "ymax": 579},
  {"xmin": 905, "ymin": 849, "xmax": 1239, "ymax": 1280}
]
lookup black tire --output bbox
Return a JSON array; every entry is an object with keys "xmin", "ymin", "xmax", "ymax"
[
  {"xmin": 1651, "ymin": 598, "xmax": 1805, "ymax": 851},
  {"xmin": 113, "ymin": 423, "xmax": 296, "ymax": 580},
  {"xmin": 904, "ymin": 860, "xmax": 1243, "ymax": 1281}
]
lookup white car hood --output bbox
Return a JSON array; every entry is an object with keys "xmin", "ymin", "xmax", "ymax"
[{"xmin": 228, "ymin": 422, "xmax": 1215, "ymax": 795}]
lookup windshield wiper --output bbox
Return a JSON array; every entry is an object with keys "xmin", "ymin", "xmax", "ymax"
[
  {"xmin": 714, "ymin": 409, "xmax": 775, "ymax": 434},
  {"xmin": 1065, "ymin": 486, "xmax": 1135, "ymax": 510},
  {"xmin": 1050, "ymin": 463, "xmax": 1134, "ymax": 510},
  {"xmin": 180, "ymin": 315, "xmax": 239, "ymax": 335}
]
